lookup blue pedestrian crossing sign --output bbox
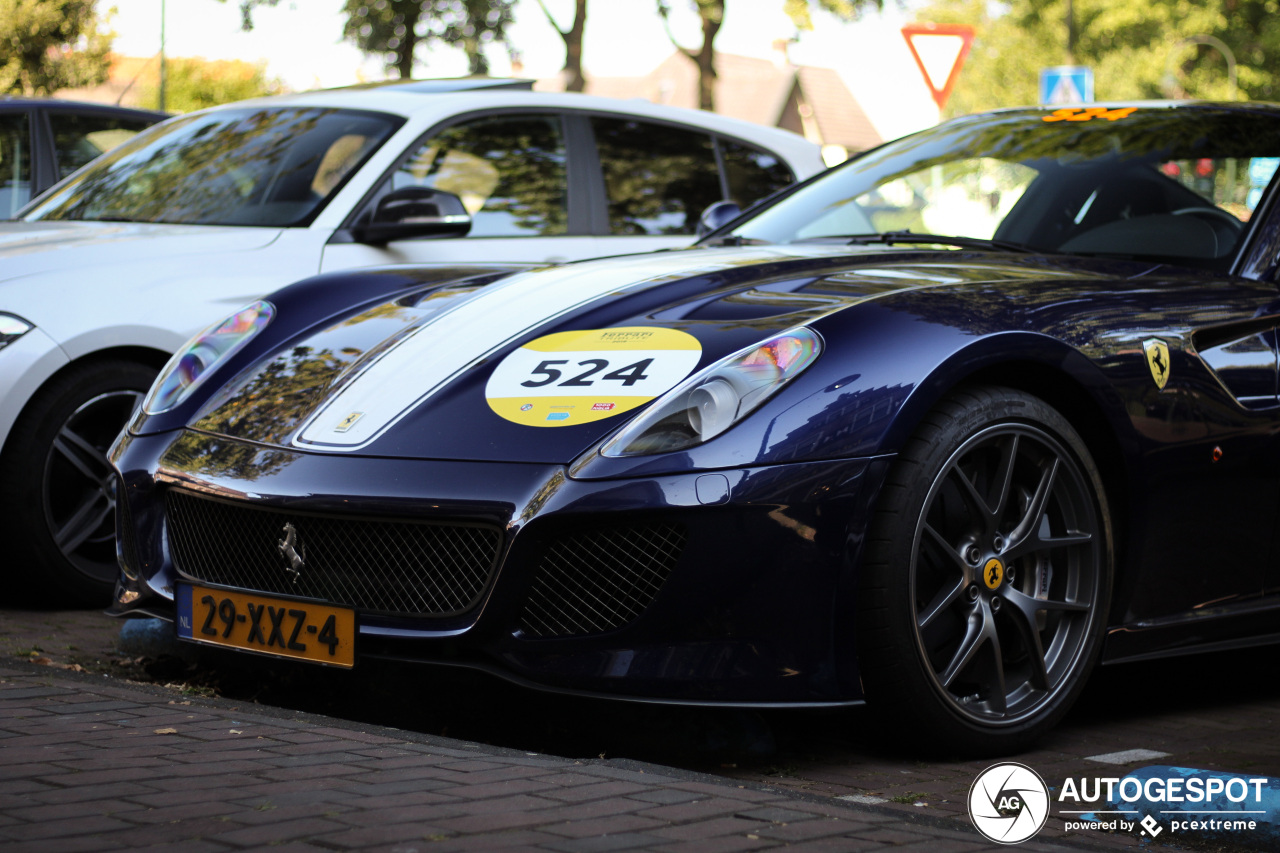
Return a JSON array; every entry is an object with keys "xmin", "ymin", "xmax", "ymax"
[{"xmin": 1040, "ymin": 66, "xmax": 1094, "ymax": 104}]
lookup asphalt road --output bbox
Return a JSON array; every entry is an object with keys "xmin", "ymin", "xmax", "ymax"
[{"xmin": 5, "ymin": 604, "xmax": 1279, "ymax": 851}]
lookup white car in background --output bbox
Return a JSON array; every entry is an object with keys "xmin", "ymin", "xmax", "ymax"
[{"xmin": 0, "ymin": 78, "xmax": 824, "ymax": 605}]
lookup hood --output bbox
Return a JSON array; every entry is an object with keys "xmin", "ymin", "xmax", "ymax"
[
  {"xmin": 0, "ymin": 221, "xmax": 280, "ymax": 287},
  {"xmin": 189, "ymin": 245, "xmax": 1091, "ymax": 464}
]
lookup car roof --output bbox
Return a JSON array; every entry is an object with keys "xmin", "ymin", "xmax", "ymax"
[
  {"xmin": 337, "ymin": 78, "xmax": 536, "ymax": 94},
  {"xmin": 977, "ymin": 99, "xmax": 1280, "ymax": 117},
  {"xmin": 200, "ymin": 77, "xmax": 820, "ymax": 156},
  {"xmin": 0, "ymin": 96, "xmax": 168, "ymax": 119}
]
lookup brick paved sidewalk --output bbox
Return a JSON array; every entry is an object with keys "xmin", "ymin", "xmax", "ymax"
[{"xmin": 0, "ymin": 661, "xmax": 1089, "ymax": 853}]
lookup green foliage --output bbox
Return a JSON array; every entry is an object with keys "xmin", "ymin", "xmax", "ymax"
[
  {"xmin": 341, "ymin": 0, "xmax": 517, "ymax": 78},
  {"xmin": 138, "ymin": 58, "xmax": 284, "ymax": 114},
  {"xmin": 0, "ymin": 0, "xmax": 113, "ymax": 95},
  {"xmin": 917, "ymin": 0, "xmax": 1280, "ymax": 118},
  {"xmin": 784, "ymin": 0, "xmax": 884, "ymax": 30}
]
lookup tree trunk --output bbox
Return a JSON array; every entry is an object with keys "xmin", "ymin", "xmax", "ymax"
[
  {"xmin": 466, "ymin": 37, "xmax": 489, "ymax": 75},
  {"xmin": 396, "ymin": 35, "xmax": 414, "ymax": 78},
  {"xmin": 395, "ymin": 14, "xmax": 418, "ymax": 79},
  {"xmin": 657, "ymin": 0, "xmax": 722, "ymax": 110},
  {"xmin": 563, "ymin": 0, "xmax": 587, "ymax": 92},
  {"xmin": 538, "ymin": 0, "xmax": 588, "ymax": 92},
  {"xmin": 1065, "ymin": 0, "xmax": 1076, "ymax": 63},
  {"xmin": 694, "ymin": 1, "xmax": 722, "ymax": 111}
]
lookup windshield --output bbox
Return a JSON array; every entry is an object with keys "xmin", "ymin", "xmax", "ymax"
[
  {"xmin": 731, "ymin": 105, "xmax": 1280, "ymax": 270},
  {"xmin": 24, "ymin": 107, "xmax": 401, "ymax": 227}
]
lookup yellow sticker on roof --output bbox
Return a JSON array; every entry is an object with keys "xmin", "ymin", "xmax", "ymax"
[
  {"xmin": 1042, "ymin": 107, "xmax": 1138, "ymax": 123},
  {"xmin": 486, "ymin": 327, "xmax": 702, "ymax": 427}
]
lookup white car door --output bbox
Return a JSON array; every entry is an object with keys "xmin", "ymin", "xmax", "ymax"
[
  {"xmin": 321, "ymin": 112, "xmax": 606, "ymax": 271},
  {"xmin": 319, "ymin": 110, "xmax": 802, "ymax": 273}
]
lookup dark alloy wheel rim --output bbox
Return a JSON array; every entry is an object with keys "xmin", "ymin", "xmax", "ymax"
[
  {"xmin": 909, "ymin": 422, "xmax": 1102, "ymax": 726},
  {"xmin": 42, "ymin": 389, "xmax": 144, "ymax": 583}
]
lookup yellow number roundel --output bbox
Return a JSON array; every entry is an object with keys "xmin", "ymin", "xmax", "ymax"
[{"xmin": 485, "ymin": 327, "xmax": 703, "ymax": 427}]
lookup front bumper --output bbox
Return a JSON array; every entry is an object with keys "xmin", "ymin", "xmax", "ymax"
[
  {"xmin": 0, "ymin": 324, "xmax": 69, "ymax": 452},
  {"xmin": 112, "ymin": 429, "xmax": 890, "ymax": 706}
]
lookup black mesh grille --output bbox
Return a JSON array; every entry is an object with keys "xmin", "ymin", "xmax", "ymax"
[
  {"xmin": 165, "ymin": 490, "xmax": 502, "ymax": 616},
  {"xmin": 519, "ymin": 523, "xmax": 687, "ymax": 638},
  {"xmin": 116, "ymin": 478, "xmax": 139, "ymax": 578}
]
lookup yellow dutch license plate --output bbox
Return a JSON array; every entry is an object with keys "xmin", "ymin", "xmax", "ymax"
[{"xmin": 176, "ymin": 584, "xmax": 356, "ymax": 668}]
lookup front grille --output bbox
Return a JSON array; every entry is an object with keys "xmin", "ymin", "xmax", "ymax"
[
  {"xmin": 519, "ymin": 522, "xmax": 687, "ymax": 638},
  {"xmin": 166, "ymin": 490, "xmax": 502, "ymax": 616}
]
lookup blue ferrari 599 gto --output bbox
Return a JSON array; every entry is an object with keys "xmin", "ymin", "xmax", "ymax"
[{"xmin": 110, "ymin": 103, "xmax": 1280, "ymax": 753}]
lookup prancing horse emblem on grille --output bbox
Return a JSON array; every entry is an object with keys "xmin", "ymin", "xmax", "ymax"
[{"xmin": 277, "ymin": 522, "xmax": 305, "ymax": 583}]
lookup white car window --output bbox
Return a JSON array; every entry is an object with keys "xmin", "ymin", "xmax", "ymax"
[
  {"xmin": 387, "ymin": 115, "xmax": 568, "ymax": 237},
  {"xmin": 592, "ymin": 117, "xmax": 721, "ymax": 236},
  {"xmin": 0, "ymin": 112, "xmax": 30, "ymax": 217},
  {"xmin": 47, "ymin": 111, "xmax": 160, "ymax": 180},
  {"xmin": 26, "ymin": 107, "xmax": 399, "ymax": 227}
]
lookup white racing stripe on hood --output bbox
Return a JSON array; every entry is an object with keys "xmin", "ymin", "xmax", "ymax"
[{"xmin": 295, "ymin": 248, "xmax": 792, "ymax": 450}]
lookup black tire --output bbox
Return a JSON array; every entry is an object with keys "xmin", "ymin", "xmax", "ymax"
[
  {"xmin": 0, "ymin": 359, "xmax": 156, "ymax": 607},
  {"xmin": 857, "ymin": 386, "xmax": 1112, "ymax": 756}
]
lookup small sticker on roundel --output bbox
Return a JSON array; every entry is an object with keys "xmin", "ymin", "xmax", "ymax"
[{"xmin": 486, "ymin": 327, "xmax": 702, "ymax": 427}]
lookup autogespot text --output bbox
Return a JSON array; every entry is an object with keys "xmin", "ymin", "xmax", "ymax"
[{"xmin": 1059, "ymin": 776, "xmax": 1268, "ymax": 804}]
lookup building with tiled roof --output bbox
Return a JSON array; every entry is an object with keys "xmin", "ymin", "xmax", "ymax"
[{"xmin": 561, "ymin": 48, "xmax": 881, "ymax": 164}]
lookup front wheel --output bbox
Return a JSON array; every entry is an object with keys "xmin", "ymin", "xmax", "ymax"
[
  {"xmin": 856, "ymin": 386, "xmax": 1112, "ymax": 755},
  {"xmin": 1, "ymin": 359, "xmax": 156, "ymax": 607}
]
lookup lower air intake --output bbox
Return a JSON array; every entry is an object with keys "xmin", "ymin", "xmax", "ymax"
[{"xmin": 519, "ymin": 522, "xmax": 688, "ymax": 638}]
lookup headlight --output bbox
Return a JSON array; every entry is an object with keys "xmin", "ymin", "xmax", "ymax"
[
  {"xmin": 0, "ymin": 313, "xmax": 33, "ymax": 351},
  {"xmin": 602, "ymin": 327, "xmax": 822, "ymax": 457},
  {"xmin": 143, "ymin": 301, "xmax": 274, "ymax": 415}
]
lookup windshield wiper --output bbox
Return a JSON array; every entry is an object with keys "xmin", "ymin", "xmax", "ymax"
[
  {"xmin": 703, "ymin": 234, "xmax": 770, "ymax": 247},
  {"xmin": 831, "ymin": 231, "xmax": 1032, "ymax": 253}
]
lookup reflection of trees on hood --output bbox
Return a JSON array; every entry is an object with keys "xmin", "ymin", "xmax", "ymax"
[
  {"xmin": 194, "ymin": 345, "xmax": 352, "ymax": 445},
  {"xmin": 866, "ymin": 270, "xmax": 1259, "ymax": 360},
  {"xmin": 163, "ymin": 429, "xmax": 296, "ymax": 482}
]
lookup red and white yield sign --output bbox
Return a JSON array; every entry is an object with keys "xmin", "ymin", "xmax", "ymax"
[{"xmin": 901, "ymin": 23, "xmax": 976, "ymax": 110}]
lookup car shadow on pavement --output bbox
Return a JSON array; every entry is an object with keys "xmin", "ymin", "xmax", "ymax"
[
  {"xmin": 138, "ymin": 638, "xmax": 1280, "ymax": 774},
  {"xmin": 7, "ymin": 603, "xmax": 1280, "ymax": 773}
]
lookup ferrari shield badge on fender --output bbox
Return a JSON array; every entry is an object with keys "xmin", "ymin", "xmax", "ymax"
[
  {"xmin": 486, "ymin": 327, "xmax": 702, "ymax": 427},
  {"xmin": 1143, "ymin": 338, "xmax": 1171, "ymax": 389}
]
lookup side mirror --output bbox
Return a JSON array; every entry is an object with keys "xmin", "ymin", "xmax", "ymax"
[
  {"xmin": 696, "ymin": 199, "xmax": 742, "ymax": 237},
  {"xmin": 354, "ymin": 187, "xmax": 472, "ymax": 245}
]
